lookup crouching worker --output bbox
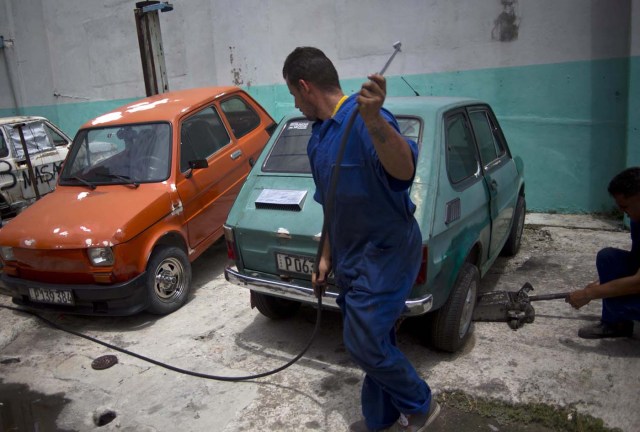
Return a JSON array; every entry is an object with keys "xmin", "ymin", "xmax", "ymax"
[{"xmin": 567, "ymin": 167, "xmax": 640, "ymax": 339}]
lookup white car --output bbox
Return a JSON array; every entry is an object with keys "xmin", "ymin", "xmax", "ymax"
[{"xmin": 0, "ymin": 116, "xmax": 71, "ymax": 223}]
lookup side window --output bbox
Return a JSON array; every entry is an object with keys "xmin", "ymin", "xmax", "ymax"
[
  {"xmin": 8, "ymin": 121, "xmax": 55, "ymax": 159},
  {"xmin": 44, "ymin": 124, "xmax": 69, "ymax": 147},
  {"xmin": 180, "ymin": 107, "xmax": 230, "ymax": 172},
  {"xmin": 220, "ymin": 97, "xmax": 261, "ymax": 139},
  {"xmin": 0, "ymin": 130, "xmax": 8, "ymax": 158},
  {"xmin": 469, "ymin": 110, "xmax": 505, "ymax": 167},
  {"xmin": 397, "ymin": 117, "xmax": 422, "ymax": 143},
  {"xmin": 446, "ymin": 113, "xmax": 478, "ymax": 184}
]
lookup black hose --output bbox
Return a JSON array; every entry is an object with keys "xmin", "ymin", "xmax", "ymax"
[
  {"xmin": 0, "ymin": 297, "xmax": 321, "ymax": 381},
  {"xmin": 314, "ymin": 109, "xmax": 358, "ymax": 287}
]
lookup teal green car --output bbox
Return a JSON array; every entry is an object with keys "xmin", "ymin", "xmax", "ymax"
[{"xmin": 224, "ymin": 96, "xmax": 525, "ymax": 352}]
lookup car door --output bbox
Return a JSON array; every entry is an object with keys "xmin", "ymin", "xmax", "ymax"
[
  {"xmin": 430, "ymin": 109, "xmax": 491, "ymax": 304},
  {"xmin": 6, "ymin": 121, "xmax": 68, "ymax": 200},
  {"xmin": 468, "ymin": 106, "xmax": 519, "ymax": 258},
  {"xmin": 220, "ymin": 95, "xmax": 269, "ymax": 169},
  {"xmin": 176, "ymin": 104, "xmax": 248, "ymax": 248}
]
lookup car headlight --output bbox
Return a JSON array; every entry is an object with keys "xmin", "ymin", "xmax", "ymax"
[
  {"xmin": 0, "ymin": 246, "xmax": 15, "ymax": 261},
  {"xmin": 88, "ymin": 247, "xmax": 114, "ymax": 266}
]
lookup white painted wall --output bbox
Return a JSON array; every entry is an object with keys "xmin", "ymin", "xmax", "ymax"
[{"xmin": 0, "ymin": 0, "xmax": 636, "ymax": 109}]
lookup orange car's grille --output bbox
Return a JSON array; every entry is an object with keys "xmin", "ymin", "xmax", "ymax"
[{"xmin": 12, "ymin": 248, "xmax": 95, "ymax": 284}]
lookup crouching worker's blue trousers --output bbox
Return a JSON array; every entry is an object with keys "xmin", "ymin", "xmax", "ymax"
[{"xmin": 596, "ymin": 247, "xmax": 640, "ymax": 324}]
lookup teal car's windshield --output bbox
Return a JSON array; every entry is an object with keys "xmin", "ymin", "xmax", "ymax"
[
  {"xmin": 262, "ymin": 117, "xmax": 421, "ymax": 174},
  {"xmin": 61, "ymin": 123, "xmax": 171, "ymax": 186}
]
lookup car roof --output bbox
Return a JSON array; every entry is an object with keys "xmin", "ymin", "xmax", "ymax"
[
  {"xmin": 0, "ymin": 116, "xmax": 50, "ymax": 127},
  {"xmin": 280, "ymin": 96, "xmax": 485, "ymax": 121},
  {"xmin": 80, "ymin": 86, "xmax": 241, "ymax": 129}
]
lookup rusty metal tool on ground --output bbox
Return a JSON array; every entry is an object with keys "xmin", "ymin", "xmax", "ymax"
[{"xmin": 473, "ymin": 282, "xmax": 570, "ymax": 330}]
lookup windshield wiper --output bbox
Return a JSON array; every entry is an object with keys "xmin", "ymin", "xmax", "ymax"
[
  {"xmin": 72, "ymin": 176, "xmax": 96, "ymax": 190},
  {"xmin": 101, "ymin": 173, "xmax": 140, "ymax": 189}
]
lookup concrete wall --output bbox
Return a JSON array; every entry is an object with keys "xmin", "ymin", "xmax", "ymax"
[{"xmin": 0, "ymin": 0, "xmax": 637, "ymax": 213}]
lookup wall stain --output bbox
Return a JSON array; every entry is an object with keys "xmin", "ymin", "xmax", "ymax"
[
  {"xmin": 229, "ymin": 46, "xmax": 244, "ymax": 86},
  {"xmin": 492, "ymin": 0, "xmax": 520, "ymax": 42}
]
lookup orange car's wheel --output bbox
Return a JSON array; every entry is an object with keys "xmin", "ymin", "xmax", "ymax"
[{"xmin": 146, "ymin": 246, "xmax": 192, "ymax": 315}]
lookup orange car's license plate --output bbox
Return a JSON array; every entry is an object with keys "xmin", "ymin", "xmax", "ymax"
[{"xmin": 28, "ymin": 287, "xmax": 75, "ymax": 305}]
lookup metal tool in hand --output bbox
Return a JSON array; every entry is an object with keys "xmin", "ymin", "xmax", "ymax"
[
  {"xmin": 379, "ymin": 41, "xmax": 402, "ymax": 75},
  {"xmin": 473, "ymin": 282, "xmax": 570, "ymax": 330},
  {"xmin": 313, "ymin": 41, "xmax": 403, "ymax": 298}
]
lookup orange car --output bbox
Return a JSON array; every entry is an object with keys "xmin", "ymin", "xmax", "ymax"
[{"xmin": 0, "ymin": 87, "xmax": 274, "ymax": 315}]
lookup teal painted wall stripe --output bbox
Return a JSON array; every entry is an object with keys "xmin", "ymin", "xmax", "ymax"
[
  {"xmin": 247, "ymin": 57, "xmax": 633, "ymax": 213},
  {"xmin": 0, "ymin": 98, "xmax": 140, "ymax": 138},
  {"xmin": 2, "ymin": 57, "xmax": 635, "ymax": 213},
  {"xmin": 627, "ymin": 56, "xmax": 640, "ymax": 167}
]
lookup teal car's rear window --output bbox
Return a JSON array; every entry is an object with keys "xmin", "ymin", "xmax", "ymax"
[
  {"xmin": 262, "ymin": 116, "xmax": 422, "ymax": 174},
  {"xmin": 263, "ymin": 119, "xmax": 313, "ymax": 174}
]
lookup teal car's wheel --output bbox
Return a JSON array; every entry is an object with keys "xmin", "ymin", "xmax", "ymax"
[
  {"xmin": 501, "ymin": 195, "xmax": 526, "ymax": 256},
  {"xmin": 429, "ymin": 262, "xmax": 479, "ymax": 353},
  {"xmin": 251, "ymin": 291, "xmax": 301, "ymax": 319},
  {"xmin": 146, "ymin": 246, "xmax": 192, "ymax": 315}
]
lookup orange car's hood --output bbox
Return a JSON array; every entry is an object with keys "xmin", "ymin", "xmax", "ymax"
[{"xmin": 0, "ymin": 185, "xmax": 176, "ymax": 249}]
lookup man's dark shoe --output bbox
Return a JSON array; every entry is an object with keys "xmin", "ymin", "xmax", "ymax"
[
  {"xmin": 393, "ymin": 401, "xmax": 441, "ymax": 431},
  {"xmin": 348, "ymin": 419, "xmax": 389, "ymax": 432},
  {"xmin": 578, "ymin": 321, "xmax": 633, "ymax": 339}
]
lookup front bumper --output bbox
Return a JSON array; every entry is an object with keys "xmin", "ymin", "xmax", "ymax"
[
  {"xmin": 0, "ymin": 272, "xmax": 148, "ymax": 316},
  {"xmin": 224, "ymin": 265, "xmax": 433, "ymax": 317}
]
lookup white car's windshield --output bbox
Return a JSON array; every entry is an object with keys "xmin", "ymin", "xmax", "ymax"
[{"xmin": 61, "ymin": 123, "xmax": 171, "ymax": 186}]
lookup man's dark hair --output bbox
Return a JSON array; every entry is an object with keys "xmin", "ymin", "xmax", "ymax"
[
  {"xmin": 608, "ymin": 167, "xmax": 640, "ymax": 197},
  {"xmin": 282, "ymin": 47, "xmax": 341, "ymax": 92}
]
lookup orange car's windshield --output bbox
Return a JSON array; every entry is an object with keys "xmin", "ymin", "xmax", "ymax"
[{"xmin": 61, "ymin": 123, "xmax": 171, "ymax": 186}]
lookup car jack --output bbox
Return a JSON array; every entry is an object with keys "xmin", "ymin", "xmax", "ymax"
[{"xmin": 472, "ymin": 282, "xmax": 569, "ymax": 330}]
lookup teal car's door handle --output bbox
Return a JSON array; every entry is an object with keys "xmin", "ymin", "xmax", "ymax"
[{"xmin": 489, "ymin": 179, "xmax": 498, "ymax": 192}]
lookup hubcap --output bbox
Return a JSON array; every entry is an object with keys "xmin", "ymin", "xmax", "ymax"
[{"xmin": 153, "ymin": 257, "xmax": 185, "ymax": 302}]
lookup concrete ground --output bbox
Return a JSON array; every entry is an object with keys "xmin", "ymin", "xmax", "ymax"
[{"xmin": 0, "ymin": 213, "xmax": 639, "ymax": 431}]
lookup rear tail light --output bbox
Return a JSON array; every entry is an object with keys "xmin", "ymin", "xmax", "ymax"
[
  {"xmin": 223, "ymin": 225, "xmax": 238, "ymax": 261},
  {"xmin": 415, "ymin": 245, "xmax": 428, "ymax": 285}
]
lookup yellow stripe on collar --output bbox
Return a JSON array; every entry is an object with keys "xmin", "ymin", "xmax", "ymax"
[{"xmin": 332, "ymin": 95, "xmax": 349, "ymax": 118}]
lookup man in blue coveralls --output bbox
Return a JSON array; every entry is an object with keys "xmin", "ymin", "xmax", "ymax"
[
  {"xmin": 282, "ymin": 47, "xmax": 440, "ymax": 432},
  {"xmin": 567, "ymin": 167, "xmax": 640, "ymax": 338}
]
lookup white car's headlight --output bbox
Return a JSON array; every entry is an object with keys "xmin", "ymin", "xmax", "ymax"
[
  {"xmin": 88, "ymin": 247, "xmax": 114, "ymax": 266},
  {"xmin": 0, "ymin": 246, "xmax": 15, "ymax": 261}
]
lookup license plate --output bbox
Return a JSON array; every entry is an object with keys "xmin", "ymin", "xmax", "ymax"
[
  {"xmin": 28, "ymin": 287, "xmax": 74, "ymax": 305},
  {"xmin": 275, "ymin": 252, "xmax": 314, "ymax": 275}
]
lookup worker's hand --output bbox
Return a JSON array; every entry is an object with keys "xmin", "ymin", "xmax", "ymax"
[
  {"xmin": 357, "ymin": 74, "xmax": 386, "ymax": 123},
  {"xmin": 312, "ymin": 255, "xmax": 331, "ymax": 299},
  {"xmin": 566, "ymin": 281, "xmax": 597, "ymax": 309}
]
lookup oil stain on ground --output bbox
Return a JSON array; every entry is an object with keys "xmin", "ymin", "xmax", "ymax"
[
  {"xmin": 0, "ymin": 379, "xmax": 73, "ymax": 432},
  {"xmin": 432, "ymin": 391, "xmax": 623, "ymax": 432}
]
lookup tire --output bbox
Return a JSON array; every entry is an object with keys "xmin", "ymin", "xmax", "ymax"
[
  {"xmin": 251, "ymin": 291, "xmax": 301, "ymax": 319},
  {"xmin": 429, "ymin": 262, "xmax": 479, "ymax": 353},
  {"xmin": 501, "ymin": 195, "xmax": 526, "ymax": 257},
  {"xmin": 146, "ymin": 246, "xmax": 192, "ymax": 315}
]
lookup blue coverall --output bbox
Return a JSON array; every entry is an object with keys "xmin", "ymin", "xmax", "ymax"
[
  {"xmin": 308, "ymin": 94, "xmax": 432, "ymax": 430},
  {"xmin": 598, "ymin": 220, "xmax": 640, "ymax": 324}
]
